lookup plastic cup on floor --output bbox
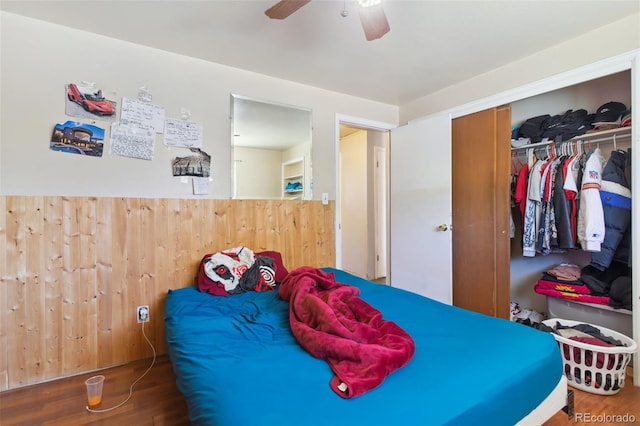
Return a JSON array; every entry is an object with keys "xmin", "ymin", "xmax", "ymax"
[{"xmin": 85, "ymin": 375, "xmax": 105, "ymax": 408}]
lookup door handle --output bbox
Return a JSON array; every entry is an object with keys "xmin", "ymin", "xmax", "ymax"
[{"xmin": 437, "ymin": 224, "xmax": 448, "ymax": 231}]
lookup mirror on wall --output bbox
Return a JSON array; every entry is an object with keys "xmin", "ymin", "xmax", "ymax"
[{"xmin": 230, "ymin": 94, "xmax": 312, "ymax": 200}]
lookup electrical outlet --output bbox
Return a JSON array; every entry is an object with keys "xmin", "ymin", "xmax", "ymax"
[{"xmin": 137, "ymin": 305, "xmax": 149, "ymax": 323}]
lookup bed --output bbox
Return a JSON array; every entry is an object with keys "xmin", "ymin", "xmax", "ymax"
[{"xmin": 165, "ymin": 267, "xmax": 569, "ymax": 425}]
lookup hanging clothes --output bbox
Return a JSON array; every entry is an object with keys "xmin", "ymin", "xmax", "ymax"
[
  {"xmin": 523, "ymin": 158, "xmax": 546, "ymax": 257},
  {"xmin": 591, "ymin": 149, "xmax": 632, "ymax": 270},
  {"xmin": 513, "ymin": 135, "xmax": 630, "ymax": 259},
  {"xmin": 538, "ymin": 155, "xmax": 564, "ymax": 254},
  {"xmin": 553, "ymin": 155, "xmax": 575, "ymax": 249},
  {"xmin": 513, "ymin": 162, "xmax": 529, "ymax": 227},
  {"xmin": 577, "ymin": 148, "xmax": 605, "ymax": 252},
  {"xmin": 562, "ymin": 147, "xmax": 584, "ymax": 246}
]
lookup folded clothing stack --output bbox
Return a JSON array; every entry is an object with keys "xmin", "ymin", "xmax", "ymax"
[{"xmin": 534, "ymin": 263, "xmax": 631, "ymax": 308}]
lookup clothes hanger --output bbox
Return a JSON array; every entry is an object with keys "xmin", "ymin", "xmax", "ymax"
[{"xmin": 516, "ymin": 152, "xmax": 524, "ymax": 171}]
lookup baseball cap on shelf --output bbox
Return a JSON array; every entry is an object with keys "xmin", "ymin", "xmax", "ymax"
[
  {"xmin": 593, "ymin": 101, "xmax": 627, "ymax": 125},
  {"xmin": 620, "ymin": 109, "xmax": 631, "ymax": 127}
]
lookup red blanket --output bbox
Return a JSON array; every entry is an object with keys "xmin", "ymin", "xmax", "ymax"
[{"xmin": 279, "ymin": 267, "xmax": 415, "ymax": 398}]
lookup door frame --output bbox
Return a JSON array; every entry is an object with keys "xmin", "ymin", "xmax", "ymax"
[
  {"xmin": 373, "ymin": 145, "xmax": 388, "ymax": 279},
  {"xmin": 334, "ymin": 114, "xmax": 395, "ymax": 279}
]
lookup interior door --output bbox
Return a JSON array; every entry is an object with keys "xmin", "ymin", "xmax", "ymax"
[
  {"xmin": 451, "ymin": 106, "xmax": 511, "ymax": 318},
  {"xmin": 390, "ymin": 112, "xmax": 452, "ymax": 304}
]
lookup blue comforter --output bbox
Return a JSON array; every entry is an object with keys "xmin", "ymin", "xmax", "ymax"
[{"xmin": 165, "ymin": 268, "xmax": 562, "ymax": 425}]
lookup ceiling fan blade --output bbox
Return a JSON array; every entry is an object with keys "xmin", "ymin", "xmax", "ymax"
[
  {"xmin": 357, "ymin": 3, "xmax": 390, "ymax": 41},
  {"xmin": 265, "ymin": 0, "xmax": 312, "ymax": 20}
]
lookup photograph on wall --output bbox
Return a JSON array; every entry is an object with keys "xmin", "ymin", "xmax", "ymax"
[
  {"xmin": 172, "ymin": 148, "xmax": 211, "ymax": 177},
  {"xmin": 65, "ymin": 82, "xmax": 117, "ymax": 121},
  {"xmin": 50, "ymin": 121, "xmax": 105, "ymax": 157}
]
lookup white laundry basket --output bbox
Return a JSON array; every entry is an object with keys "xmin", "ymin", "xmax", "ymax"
[{"xmin": 542, "ymin": 319, "xmax": 637, "ymax": 395}]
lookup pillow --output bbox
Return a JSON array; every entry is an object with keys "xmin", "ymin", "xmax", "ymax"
[
  {"xmin": 256, "ymin": 251, "xmax": 289, "ymax": 283},
  {"xmin": 196, "ymin": 247, "xmax": 284, "ymax": 296},
  {"xmin": 197, "ymin": 253, "xmax": 231, "ymax": 296}
]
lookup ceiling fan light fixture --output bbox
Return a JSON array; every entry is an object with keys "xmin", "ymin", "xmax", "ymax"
[
  {"xmin": 357, "ymin": 0, "xmax": 382, "ymax": 8},
  {"xmin": 264, "ymin": 0, "xmax": 389, "ymax": 41},
  {"xmin": 265, "ymin": 0, "xmax": 311, "ymax": 19},
  {"xmin": 356, "ymin": 0, "xmax": 390, "ymax": 41}
]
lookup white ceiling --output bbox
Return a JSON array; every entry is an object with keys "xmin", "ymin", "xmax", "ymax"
[{"xmin": 2, "ymin": 0, "xmax": 639, "ymax": 107}]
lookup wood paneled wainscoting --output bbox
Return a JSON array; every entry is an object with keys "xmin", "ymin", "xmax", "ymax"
[{"xmin": 0, "ymin": 196, "xmax": 335, "ymax": 391}]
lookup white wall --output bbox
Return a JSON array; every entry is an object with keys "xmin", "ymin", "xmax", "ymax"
[
  {"xmin": 400, "ymin": 13, "xmax": 640, "ymax": 123},
  {"xmin": 340, "ymin": 130, "xmax": 368, "ymax": 277},
  {"xmin": 232, "ymin": 147, "xmax": 281, "ymax": 199},
  {"xmin": 4, "ymin": 11, "xmax": 637, "ymax": 200},
  {"xmin": 0, "ymin": 12, "xmax": 398, "ymax": 199}
]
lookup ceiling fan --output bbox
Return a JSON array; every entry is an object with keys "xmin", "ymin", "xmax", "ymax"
[{"xmin": 265, "ymin": 0, "xmax": 390, "ymax": 41}]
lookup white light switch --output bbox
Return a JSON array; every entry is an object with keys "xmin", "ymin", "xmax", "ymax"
[{"xmin": 322, "ymin": 193, "xmax": 329, "ymax": 205}]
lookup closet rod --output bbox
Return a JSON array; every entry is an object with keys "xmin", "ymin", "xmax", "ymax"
[
  {"xmin": 511, "ymin": 140, "xmax": 553, "ymax": 151},
  {"xmin": 575, "ymin": 132, "xmax": 631, "ymax": 145}
]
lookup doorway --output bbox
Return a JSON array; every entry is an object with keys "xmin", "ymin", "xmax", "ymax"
[{"xmin": 336, "ymin": 117, "xmax": 392, "ymax": 283}]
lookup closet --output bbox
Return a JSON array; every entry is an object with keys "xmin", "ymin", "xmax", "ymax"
[
  {"xmin": 449, "ymin": 71, "xmax": 633, "ymax": 326},
  {"xmin": 508, "ymin": 70, "xmax": 633, "ymax": 337}
]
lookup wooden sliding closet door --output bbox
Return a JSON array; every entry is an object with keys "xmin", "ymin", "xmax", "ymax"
[{"xmin": 451, "ymin": 106, "xmax": 511, "ymax": 318}]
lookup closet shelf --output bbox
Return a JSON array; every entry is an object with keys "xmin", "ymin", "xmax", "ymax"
[
  {"xmin": 511, "ymin": 126, "xmax": 632, "ymax": 151},
  {"xmin": 282, "ymin": 157, "xmax": 305, "ymax": 200},
  {"xmin": 569, "ymin": 126, "xmax": 632, "ymax": 144}
]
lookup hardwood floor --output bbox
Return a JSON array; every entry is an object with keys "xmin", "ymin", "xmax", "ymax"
[
  {"xmin": 544, "ymin": 368, "xmax": 639, "ymax": 425},
  {"xmin": 0, "ymin": 355, "xmax": 189, "ymax": 426},
  {"xmin": 0, "ymin": 355, "xmax": 637, "ymax": 425}
]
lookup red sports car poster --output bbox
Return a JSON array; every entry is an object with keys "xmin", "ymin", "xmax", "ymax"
[{"xmin": 65, "ymin": 82, "xmax": 117, "ymax": 121}]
